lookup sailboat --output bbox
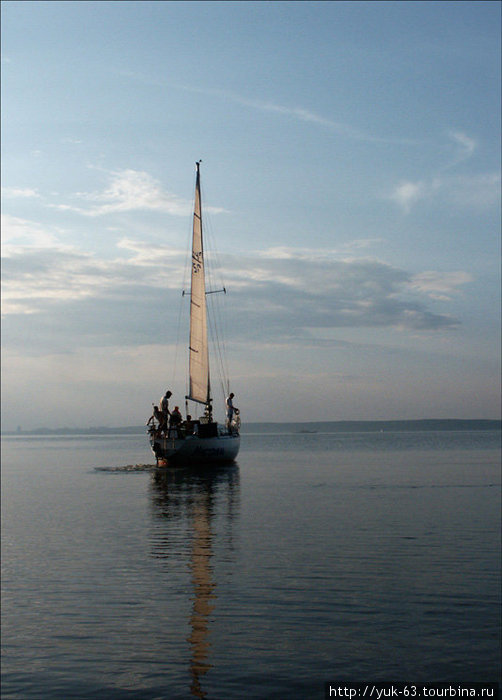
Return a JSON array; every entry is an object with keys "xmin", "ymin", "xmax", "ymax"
[{"xmin": 148, "ymin": 162, "xmax": 241, "ymax": 466}]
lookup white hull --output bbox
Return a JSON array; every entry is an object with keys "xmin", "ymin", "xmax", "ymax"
[{"xmin": 151, "ymin": 432, "xmax": 240, "ymax": 466}]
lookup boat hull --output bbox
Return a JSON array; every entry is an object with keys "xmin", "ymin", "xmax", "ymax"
[{"xmin": 150, "ymin": 432, "xmax": 240, "ymax": 466}]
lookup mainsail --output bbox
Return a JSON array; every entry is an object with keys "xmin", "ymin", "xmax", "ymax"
[{"xmin": 187, "ymin": 162, "xmax": 210, "ymax": 405}]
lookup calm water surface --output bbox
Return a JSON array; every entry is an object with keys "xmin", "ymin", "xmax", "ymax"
[{"xmin": 1, "ymin": 429, "xmax": 501, "ymax": 698}]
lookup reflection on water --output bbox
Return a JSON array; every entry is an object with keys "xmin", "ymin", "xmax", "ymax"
[
  {"xmin": 188, "ymin": 495, "xmax": 215, "ymax": 698},
  {"xmin": 149, "ymin": 465, "xmax": 240, "ymax": 698}
]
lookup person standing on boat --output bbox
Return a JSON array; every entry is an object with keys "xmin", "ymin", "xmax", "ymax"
[
  {"xmin": 158, "ymin": 390, "xmax": 172, "ymax": 435},
  {"xmin": 225, "ymin": 393, "xmax": 238, "ymax": 430}
]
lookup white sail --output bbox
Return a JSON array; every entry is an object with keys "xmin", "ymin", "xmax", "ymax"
[{"xmin": 187, "ymin": 162, "xmax": 210, "ymax": 405}]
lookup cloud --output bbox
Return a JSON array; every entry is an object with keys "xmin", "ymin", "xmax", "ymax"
[
  {"xmin": 48, "ymin": 169, "xmax": 191, "ymax": 217},
  {"xmin": 2, "ymin": 229, "xmax": 468, "ymax": 351},
  {"xmin": 223, "ymin": 249, "xmax": 463, "ymax": 336},
  {"xmin": 2, "ymin": 248, "xmax": 105, "ymax": 314},
  {"xmin": 119, "ymin": 72, "xmax": 416, "ymax": 146},
  {"xmin": 3, "ymin": 168, "xmax": 227, "ymax": 225},
  {"xmin": 390, "ymin": 171, "xmax": 500, "ymax": 213},
  {"xmin": 446, "ymin": 130, "xmax": 477, "ymax": 168},
  {"xmin": 408, "ymin": 271, "xmax": 473, "ymax": 301},
  {"xmin": 47, "ymin": 169, "xmax": 227, "ymax": 218},
  {"xmin": 389, "ymin": 130, "xmax": 500, "ymax": 213},
  {"xmin": 236, "ymin": 97, "xmax": 401, "ymax": 143},
  {"xmin": 1, "ymin": 237, "xmax": 187, "ymax": 317},
  {"xmin": 390, "ymin": 181, "xmax": 429, "ymax": 212},
  {"xmin": 219, "ymin": 92, "xmax": 420, "ymax": 145},
  {"xmin": 116, "ymin": 238, "xmax": 186, "ymax": 267},
  {"xmin": 443, "ymin": 172, "xmax": 501, "ymax": 208},
  {"xmin": 1, "ymin": 213, "xmax": 59, "ymax": 255},
  {"xmin": 1, "ymin": 214, "xmax": 187, "ymax": 316},
  {"xmin": 2, "ymin": 187, "xmax": 41, "ymax": 199},
  {"xmin": 342, "ymin": 238, "xmax": 384, "ymax": 251}
]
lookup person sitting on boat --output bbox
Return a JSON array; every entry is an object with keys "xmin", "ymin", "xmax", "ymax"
[
  {"xmin": 169, "ymin": 406, "xmax": 183, "ymax": 437},
  {"xmin": 184, "ymin": 414, "xmax": 195, "ymax": 435},
  {"xmin": 225, "ymin": 393, "xmax": 238, "ymax": 431},
  {"xmin": 158, "ymin": 390, "xmax": 172, "ymax": 435}
]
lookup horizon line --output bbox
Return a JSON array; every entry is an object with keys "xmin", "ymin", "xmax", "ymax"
[{"xmin": 3, "ymin": 418, "xmax": 501, "ymax": 436}]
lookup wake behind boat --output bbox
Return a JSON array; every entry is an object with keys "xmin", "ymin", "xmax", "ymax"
[{"xmin": 147, "ymin": 162, "xmax": 241, "ymax": 466}]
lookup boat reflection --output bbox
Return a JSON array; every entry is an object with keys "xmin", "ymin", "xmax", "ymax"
[{"xmin": 149, "ymin": 464, "xmax": 240, "ymax": 698}]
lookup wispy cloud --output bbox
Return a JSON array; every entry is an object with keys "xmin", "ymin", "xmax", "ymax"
[
  {"xmin": 445, "ymin": 130, "xmax": 477, "ymax": 169},
  {"xmin": 47, "ymin": 168, "xmax": 227, "ymax": 217},
  {"xmin": 233, "ymin": 96, "xmax": 410, "ymax": 144},
  {"xmin": 443, "ymin": 172, "xmax": 501, "ymax": 208},
  {"xmin": 119, "ymin": 71, "xmax": 416, "ymax": 146},
  {"xmin": 61, "ymin": 137, "xmax": 83, "ymax": 145},
  {"xmin": 390, "ymin": 171, "xmax": 500, "ymax": 213},
  {"xmin": 48, "ymin": 169, "xmax": 191, "ymax": 217},
  {"xmin": 225, "ymin": 248, "xmax": 465, "ymax": 334},
  {"xmin": 2, "ymin": 187, "xmax": 41, "ymax": 199},
  {"xmin": 390, "ymin": 181, "xmax": 430, "ymax": 213},
  {"xmin": 342, "ymin": 238, "xmax": 385, "ymax": 251},
  {"xmin": 1, "ymin": 213, "xmax": 59, "ymax": 255},
  {"xmin": 389, "ymin": 131, "xmax": 500, "ymax": 213},
  {"xmin": 2, "ymin": 247, "xmax": 107, "ymax": 314},
  {"xmin": 408, "ymin": 270, "xmax": 473, "ymax": 301},
  {"xmin": 1, "ymin": 229, "xmax": 187, "ymax": 316},
  {"xmin": 3, "ymin": 168, "xmax": 227, "ymax": 219}
]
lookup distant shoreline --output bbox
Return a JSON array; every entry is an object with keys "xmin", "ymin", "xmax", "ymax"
[{"xmin": 2, "ymin": 419, "xmax": 500, "ymax": 436}]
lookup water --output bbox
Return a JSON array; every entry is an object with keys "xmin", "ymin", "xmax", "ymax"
[{"xmin": 1, "ymin": 428, "xmax": 501, "ymax": 698}]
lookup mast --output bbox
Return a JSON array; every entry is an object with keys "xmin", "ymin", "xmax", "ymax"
[{"xmin": 187, "ymin": 161, "xmax": 211, "ymax": 408}]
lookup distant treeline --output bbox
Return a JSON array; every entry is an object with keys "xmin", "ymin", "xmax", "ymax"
[{"xmin": 3, "ymin": 419, "xmax": 501, "ymax": 436}]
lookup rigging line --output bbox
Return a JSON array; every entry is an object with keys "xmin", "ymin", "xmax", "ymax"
[
  {"xmin": 208, "ymin": 298, "xmax": 226, "ymax": 408},
  {"xmin": 171, "ymin": 287, "xmax": 186, "ymax": 389},
  {"xmin": 200, "ymin": 173, "xmax": 232, "ymax": 407},
  {"xmin": 206, "ymin": 293, "xmax": 220, "ymax": 389},
  {"xmin": 205, "ymin": 221, "xmax": 227, "ymax": 300},
  {"xmin": 214, "ymin": 298, "xmax": 230, "ymax": 394},
  {"xmin": 218, "ymin": 292, "xmax": 231, "ymax": 389},
  {"xmin": 203, "ymin": 205, "xmax": 231, "ymax": 394},
  {"xmin": 208, "ymin": 289, "xmax": 230, "ymax": 407},
  {"xmin": 208, "ymin": 301, "xmax": 223, "ymax": 392},
  {"xmin": 213, "ymin": 290, "xmax": 230, "ymax": 389},
  {"xmin": 212, "ymin": 278, "xmax": 230, "ymax": 391},
  {"xmin": 199, "ymin": 175, "xmax": 227, "ymax": 292},
  {"xmin": 205, "ymin": 289, "xmax": 221, "ymax": 399}
]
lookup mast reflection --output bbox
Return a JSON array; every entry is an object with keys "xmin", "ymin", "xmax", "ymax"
[{"xmin": 149, "ymin": 465, "xmax": 240, "ymax": 698}]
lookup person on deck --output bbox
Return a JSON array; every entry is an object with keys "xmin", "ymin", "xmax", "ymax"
[
  {"xmin": 184, "ymin": 415, "xmax": 195, "ymax": 435},
  {"xmin": 158, "ymin": 390, "xmax": 172, "ymax": 435},
  {"xmin": 169, "ymin": 406, "xmax": 183, "ymax": 437},
  {"xmin": 225, "ymin": 393, "xmax": 238, "ymax": 431},
  {"xmin": 154, "ymin": 405, "xmax": 163, "ymax": 425}
]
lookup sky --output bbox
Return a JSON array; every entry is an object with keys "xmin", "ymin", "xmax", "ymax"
[{"xmin": 1, "ymin": 0, "xmax": 500, "ymax": 429}]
